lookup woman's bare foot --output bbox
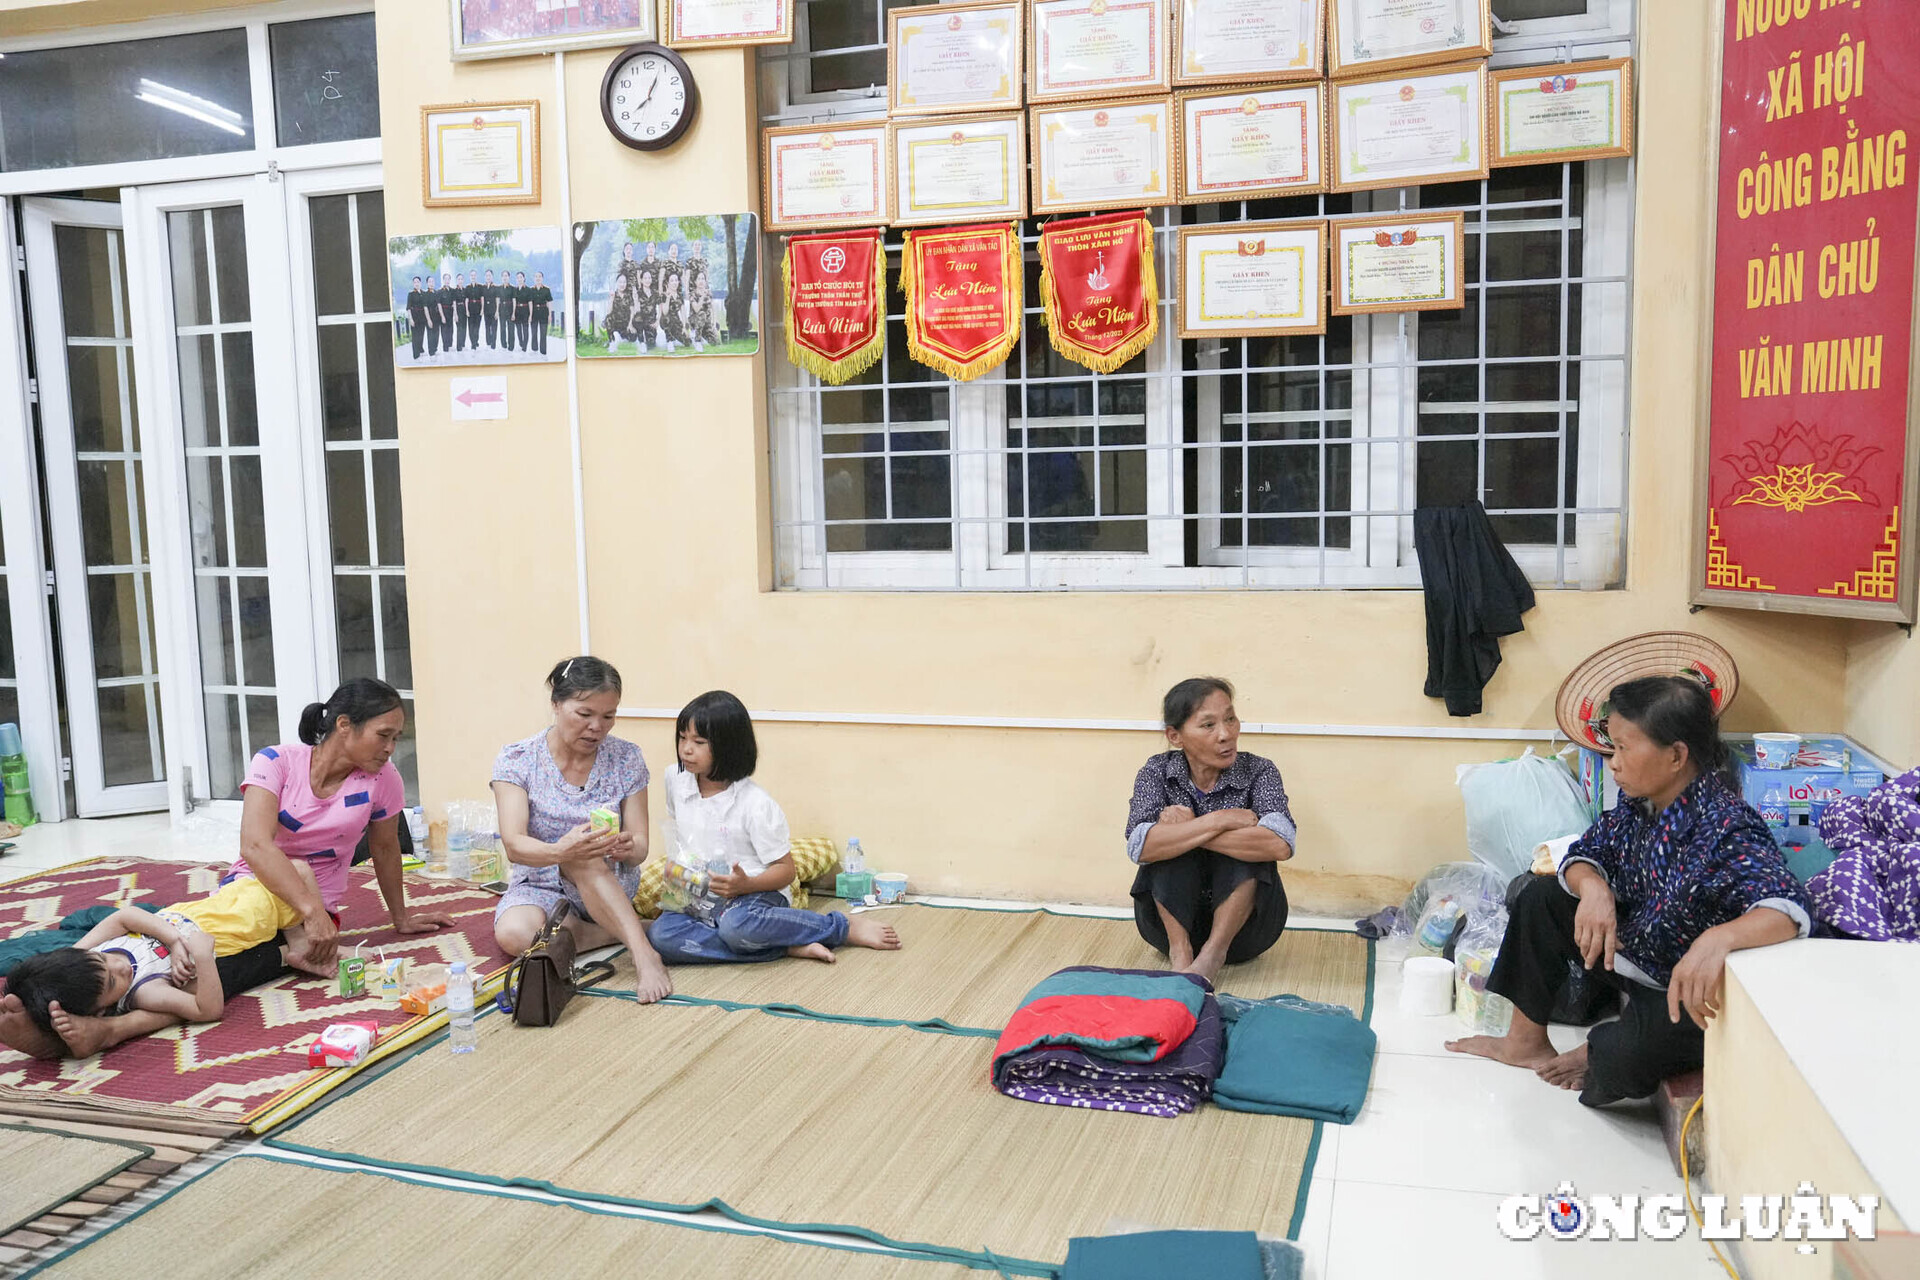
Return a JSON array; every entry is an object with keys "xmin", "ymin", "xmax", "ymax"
[
  {"xmin": 1167, "ymin": 941, "xmax": 1196, "ymax": 971},
  {"xmin": 1536, "ymin": 1043, "xmax": 1588, "ymax": 1090},
  {"xmin": 1445, "ymin": 1030, "xmax": 1558, "ymax": 1071},
  {"xmin": 787, "ymin": 943, "xmax": 835, "ymax": 963},
  {"xmin": 845, "ymin": 917, "xmax": 902, "ymax": 950},
  {"xmin": 48, "ymin": 1002, "xmax": 114, "ymax": 1058},
  {"xmin": 633, "ymin": 959, "xmax": 674, "ymax": 1004}
]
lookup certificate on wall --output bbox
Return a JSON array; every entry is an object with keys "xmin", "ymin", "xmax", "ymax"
[
  {"xmin": 892, "ymin": 114, "xmax": 1028, "ymax": 224},
  {"xmin": 761, "ymin": 124, "xmax": 891, "ymax": 232},
  {"xmin": 1490, "ymin": 58, "xmax": 1634, "ymax": 166},
  {"xmin": 1176, "ymin": 84, "xmax": 1324, "ymax": 203},
  {"xmin": 666, "ymin": 0, "xmax": 793, "ymax": 46},
  {"xmin": 1330, "ymin": 62, "xmax": 1486, "ymax": 192},
  {"xmin": 421, "ymin": 101, "xmax": 540, "ymax": 207},
  {"xmin": 1327, "ymin": 0, "xmax": 1491, "ymax": 79},
  {"xmin": 1175, "ymin": 0, "xmax": 1322, "ymax": 86},
  {"xmin": 1031, "ymin": 98, "xmax": 1174, "ymax": 213},
  {"xmin": 890, "ymin": 0, "xmax": 1024, "ymax": 116},
  {"xmin": 1029, "ymin": 0, "xmax": 1171, "ymax": 103},
  {"xmin": 1329, "ymin": 211, "xmax": 1464, "ymax": 314},
  {"xmin": 1178, "ymin": 219, "xmax": 1326, "ymax": 337}
]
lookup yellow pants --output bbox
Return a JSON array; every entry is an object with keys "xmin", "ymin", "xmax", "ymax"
[{"xmin": 166, "ymin": 878, "xmax": 302, "ymax": 957}]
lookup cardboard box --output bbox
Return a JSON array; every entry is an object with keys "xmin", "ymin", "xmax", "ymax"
[
  {"xmin": 1732, "ymin": 736, "xmax": 1885, "ymax": 848},
  {"xmin": 1576, "ymin": 747, "xmax": 1620, "ymax": 822}
]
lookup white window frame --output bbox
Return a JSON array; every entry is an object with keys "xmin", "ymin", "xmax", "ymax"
[{"xmin": 765, "ymin": 14, "xmax": 1633, "ymax": 591}]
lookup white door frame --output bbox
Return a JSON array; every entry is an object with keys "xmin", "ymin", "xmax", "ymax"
[
  {"xmin": 124, "ymin": 174, "xmax": 322, "ymax": 814},
  {"xmin": 21, "ymin": 197, "xmax": 174, "ymax": 815},
  {"xmin": 0, "ymin": 202, "xmax": 66, "ymax": 822}
]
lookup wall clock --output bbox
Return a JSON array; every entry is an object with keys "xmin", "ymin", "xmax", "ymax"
[{"xmin": 600, "ymin": 43, "xmax": 698, "ymax": 151}]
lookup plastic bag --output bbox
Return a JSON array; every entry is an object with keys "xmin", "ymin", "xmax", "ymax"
[
  {"xmin": 1456, "ymin": 749, "xmax": 1592, "ymax": 882},
  {"xmin": 1452, "ymin": 908, "xmax": 1514, "ymax": 1035},
  {"xmin": 1382, "ymin": 862, "xmax": 1508, "ymax": 965}
]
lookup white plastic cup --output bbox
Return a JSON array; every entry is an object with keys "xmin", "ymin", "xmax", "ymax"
[
  {"xmin": 1399, "ymin": 956, "xmax": 1456, "ymax": 1017},
  {"xmin": 873, "ymin": 872, "xmax": 908, "ymax": 904},
  {"xmin": 1753, "ymin": 733, "xmax": 1802, "ymax": 769}
]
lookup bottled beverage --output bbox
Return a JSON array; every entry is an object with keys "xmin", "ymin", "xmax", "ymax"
[
  {"xmin": 407, "ymin": 806, "xmax": 428, "ymax": 845},
  {"xmin": 844, "ymin": 838, "xmax": 867, "ymax": 875},
  {"xmin": 447, "ymin": 961, "xmax": 477, "ymax": 1054},
  {"xmin": 446, "ymin": 807, "xmax": 473, "ymax": 879},
  {"xmin": 1759, "ymin": 781, "xmax": 1788, "ymax": 840}
]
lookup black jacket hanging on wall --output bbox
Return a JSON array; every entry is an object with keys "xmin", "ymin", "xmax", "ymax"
[{"xmin": 1412, "ymin": 501, "xmax": 1536, "ymax": 717}]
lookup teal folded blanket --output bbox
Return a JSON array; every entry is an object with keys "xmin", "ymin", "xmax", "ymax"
[
  {"xmin": 1213, "ymin": 994, "xmax": 1377, "ymax": 1125},
  {"xmin": 1063, "ymin": 1229, "xmax": 1267, "ymax": 1280},
  {"xmin": 0, "ymin": 904, "xmax": 132, "ymax": 980}
]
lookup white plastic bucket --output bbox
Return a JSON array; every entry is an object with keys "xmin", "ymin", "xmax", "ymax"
[
  {"xmin": 1753, "ymin": 732, "xmax": 1802, "ymax": 769},
  {"xmin": 1399, "ymin": 956, "xmax": 1456, "ymax": 1017},
  {"xmin": 873, "ymin": 872, "xmax": 908, "ymax": 904}
]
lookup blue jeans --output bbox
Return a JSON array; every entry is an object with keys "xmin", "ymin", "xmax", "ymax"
[{"xmin": 648, "ymin": 892, "xmax": 851, "ymax": 964}]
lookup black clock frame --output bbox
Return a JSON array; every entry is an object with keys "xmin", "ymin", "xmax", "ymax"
[{"xmin": 599, "ymin": 42, "xmax": 699, "ymax": 152}]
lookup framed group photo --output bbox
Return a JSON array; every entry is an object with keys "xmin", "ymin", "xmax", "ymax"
[
  {"xmin": 1177, "ymin": 218, "xmax": 1327, "ymax": 338},
  {"xmin": 1489, "ymin": 58, "xmax": 1634, "ymax": 166},
  {"xmin": 1174, "ymin": 0, "xmax": 1322, "ymax": 86},
  {"xmin": 388, "ymin": 228, "xmax": 567, "ymax": 369},
  {"xmin": 1029, "ymin": 0, "xmax": 1171, "ymax": 104},
  {"xmin": 421, "ymin": 101, "xmax": 541, "ymax": 207},
  {"xmin": 450, "ymin": 0, "xmax": 654, "ymax": 60},
  {"xmin": 572, "ymin": 214, "xmax": 761, "ymax": 358},
  {"xmin": 892, "ymin": 114, "xmax": 1028, "ymax": 225},
  {"xmin": 889, "ymin": 0, "xmax": 1024, "ymax": 116},
  {"xmin": 1330, "ymin": 62, "xmax": 1487, "ymax": 192},
  {"xmin": 1031, "ymin": 98, "xmax": 1175, "ymax": 214},
  {"xmin": 1328, "ymin": 210, "xmax": 1465, "ymax": 315},
  {"xmin": 1176, "ymin": 83, "xmax": 1325, "ymax": 203},
  {"xmin": 761, "ymin": 123, "xmax": 893, "ymax": 232},
  {"xmin": 1326, "ymin": 0, "xmax": 1492, "ymax": 79}
]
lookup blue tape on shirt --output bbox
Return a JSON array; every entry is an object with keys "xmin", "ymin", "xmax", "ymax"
[
  {"xmin": 372, "ymin": 808, "xmax": 389, "ymax": 821},
  {"xmin": 260, "ymin": 746, "xmax": 278, "ymax": 760},
  {"xmin": 344, "ymin": 792, "xmax": 370, "ymax": 808},
  {"xmin": 309, "ymin": 849, "xmax": 337, "ymax": 861},
  {"xmin": 278, "ymin": 810, "xmax": 304, "ymax": 832}
]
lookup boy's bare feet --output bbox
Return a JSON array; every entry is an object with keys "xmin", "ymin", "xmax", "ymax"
[
  {"xmin": 845, "ymin": 917, "xmax": 902, "ymax": 950},
  {"xmin": 633, "ymin": 959, "xmax": 673, "ymax": 1004},
  {"xmin": 1536, "ymin": 1043, "xmax": 1589, "ymax": 1090},
  {"xmin": 1445, "ymin": 1031, "xmax": 1559, "ymax": 1071},
  {"xmin": 786, "ymin": 943, "xmax": 835, "ymax": 963},
  {"xmin": 48, "ymin": 1001, "xmax": 114, "ymax": 1058},
  {"xmin": 282, "ymin": 944, "xmax": 336, "ymax": 979}
]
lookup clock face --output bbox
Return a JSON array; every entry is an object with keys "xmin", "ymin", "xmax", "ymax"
[{"xmin": 605, "ymin": 46, "xmax": 695, "ymax": 150}]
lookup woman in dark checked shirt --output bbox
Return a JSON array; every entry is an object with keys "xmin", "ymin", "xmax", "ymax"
[{"xmin": 1125, "ymin": 677, "xmax": 1296, "ymax": 982}]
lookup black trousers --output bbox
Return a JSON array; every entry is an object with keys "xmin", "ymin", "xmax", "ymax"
[
  {"xmin": 425, "ymin": 320, "xmax": 439, "ymax": 354},
  {"xmin": 213, "ymin": 938, "xmax": 287, "ymax": 995},
  {"xmin": 517, "ymin": 317, "xmax": 531, "ymax": 348},
  {"xmin": 409, "ymin": 321, "xmax": 424, "ymax": 359},
  {"xmin": 485, "ymin": 314, "xmax": 498, "ymax": 347},
  {"xmin": 1131, "ymin": 849, "xmax": 1288, "ymax": 965},
  {"xmin": 532, "ymin": 313, "xmax": 549, "ymax": 353},
  {"xmin": 1490, "ymin": 875, "xmax": 1705, "ymax": 1106}
]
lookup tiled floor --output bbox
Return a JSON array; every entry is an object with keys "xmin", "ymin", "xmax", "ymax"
[{"xmin": 0, "ymin": 818, "xmax": 1739, "ymax": 1279}]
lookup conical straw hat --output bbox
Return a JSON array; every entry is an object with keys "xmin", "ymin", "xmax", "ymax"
[{"xmin": 1554, "ymin": 632, "xmax": 1739, "ymax": 754}]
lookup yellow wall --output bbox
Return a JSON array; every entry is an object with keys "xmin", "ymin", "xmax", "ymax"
[{"xmin": 367, "ymin": 0, "xmax": 1885, "ymax": 913}]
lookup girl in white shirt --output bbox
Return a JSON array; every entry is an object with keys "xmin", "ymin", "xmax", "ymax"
[{"xmin": 648, "ymin": 692, "xmax": 902, "ymax": 964}]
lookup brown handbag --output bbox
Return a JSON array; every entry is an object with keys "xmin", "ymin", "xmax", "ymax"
[{"xmin": 503, "ymin": 900, "xmax": 614, "ymax": 1027}]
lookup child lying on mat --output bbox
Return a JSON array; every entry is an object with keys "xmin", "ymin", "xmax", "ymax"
[
  {"xmin": 647, "ymin": 691, "xmax": 902, "ymax": 965},
  {"xmin": 4, "ymin": 865, "xmax": 337, "ymax": 1040}
]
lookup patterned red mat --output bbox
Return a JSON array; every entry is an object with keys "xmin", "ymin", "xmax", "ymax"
[{"xmin": 0, "ymin": 858, "xmax": 511, "ymax": 1131}]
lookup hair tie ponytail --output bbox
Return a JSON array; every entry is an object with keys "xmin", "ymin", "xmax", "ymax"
[{"xmin": 297, "ymin": 701, "xmax": 331, "ymax": 746}]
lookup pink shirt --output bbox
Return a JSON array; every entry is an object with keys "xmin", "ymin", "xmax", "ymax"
[{"xmin": 233, "ymin": 743, "xmax": 404, "ymax": 909}]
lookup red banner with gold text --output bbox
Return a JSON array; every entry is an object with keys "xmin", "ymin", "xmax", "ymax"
[
  {"xmin": 783, "ymin": 229, "xmax": 886, "ymax": 385},
  {"xmin": 900, "ymin": 222, "xmax": 1021, "ymax": 381},
  {"xmin": 1038, "ymin": 211, "xmax": 1158, "ymax": 374},
  {"xmin": 1702, "ymin": 2, "xmax": 1920, "ymax": 615}
]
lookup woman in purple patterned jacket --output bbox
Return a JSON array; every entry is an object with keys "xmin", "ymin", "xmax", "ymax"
[{"xmin": 1449, "ymin": 675, "xmax": 1813, "ymax": 1105}]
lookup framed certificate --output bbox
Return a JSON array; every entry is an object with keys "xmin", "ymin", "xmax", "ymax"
[
  {"xmin": 1329, "ymin": 211, "xmax": 1465, "ymax": 314},
  {"xmin": 1490, "ymin": 58, "xmax": 1634, "ymax": 166},
  {"xmin": 1178, "ymin": 219, "xmax": 1326, "ymax": 337},
  {"xmin": 892, "ymin": 114, "xmax": 1028, "ymax": 225},
  {"xmin": 1029, "ymin": 0, "xmax": 1171, "ymax": 104},
  {"xmin": 1327, "ymin": 0, "xmax": 1491, "ymax": 79},
  {"xmin": 1175, "ymin": 0, "xmax": 1322, "ymax": 86},
  {"xmin": 421, "ymin": 101, "xmax": 541, "ymax": 207},
  {"xmin": 890, "ymin": 0, "xmax": 1024, "ymax": 117},
  {"xmin": 665, "ymin": 0, "xmax": 793, "ymax": 46},
  {"xmin": 761, "ymin": 123, "xmax": 891, "ymax": 232},
  {"xmin": 450, "ymin": 0, "xmax": 653, "ymax": 61},
  {"xmin": 1030, "ymin": 98, "xmax": 1175, "ymax": 213},
  {"xmin": 1176, "ymin": 84, "xmax": 1325, "ymax": 203},
  {"xmin": 1330, "ymin": 62, "xmax": 1487, "ymax": 192}
]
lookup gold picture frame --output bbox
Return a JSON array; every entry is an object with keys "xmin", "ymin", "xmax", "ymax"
[
  {"xmin": 1329, "ymin": 61, "xmax": 1488, "ymax": 193},
  {"xmin": 891, "ymin": 113, "xmax": 1029, "ymax": 226},
  {"xmin": 1175, "ymin": 83, "xmax": 1327, "ymax": 204},
  {"xmin": 1489, "ymin": 57, "xmax": 1635, "ymax": 167},
  {"xmin": 1176, "ymin": 219, "xmax": 1328, "ymax": 338},
  {"xmin": 1328, "ymin": 210, "xmax": 1465, "ymax": 315},
  {"xmin": 1174, "ymin": 0, "xmax": 1323, "ymax": 87},
  {"xmin": 1028, "ymin": 0, "xmax": 1172, "ymax": 105},
  {"xmin": 449, "ymin": 0, "xmax": 655, "ymax": 61},
  {"xmin": 420, "ymin": 100, "xmax": 542, "ymax": 208},
  {"xmin": 1029, "ymin": 97, "xmax": 1176, "ymax": 214},
  {"xmin": 888, "ymin": 0, "xmax": 1025, "ymax": 117},
  {"xmin": 1327, "ymin": 0, "xmax": 1492, "ymax": 80},
  {"xmin": 760, "ymin": 122, "xmax": 893, "ymax": 233},
  {"xmin": 663, "ymin": 0, "xmax": 795, "ymax": 48}
]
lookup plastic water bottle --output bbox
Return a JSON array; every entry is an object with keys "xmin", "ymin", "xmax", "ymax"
[
  {"xmin": 1759, "ymin": 781, "xmax": 1788, "ymax": 841},
  {"xmin": 446, "ymin": 810, "xmax": 473, "ymax": 880},
  {"xmin": 447, "ymin": 961, "xmax": 477, "ymax": 1054},
  {"xmin": 844, "ymin": 838, "xmax": 867, "ymax": 875},
  {"xmin": 407, "ymin": 806, "xmax": 428, "ymax": 845},
  {"xmin": 1786, "ymin": 788, "xmax": 1811, "ymax": 836}
]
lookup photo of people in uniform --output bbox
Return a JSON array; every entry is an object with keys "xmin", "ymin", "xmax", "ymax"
[
  {"xmin": 388, "ymin": 227, "xmax": 564, "ymax": 368},
  {"xmin": 572, "ymin": 214, "xmax": 760, "ymax": 359},
  {"xmin": 458, "ymin": 0, "xmax": 647, "ymax": 46}
]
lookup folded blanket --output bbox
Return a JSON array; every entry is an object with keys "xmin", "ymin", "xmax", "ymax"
[
  {"xmin": 0, "ymin": 904, "xmax": 135, "ymax": 984},
  {"xmin": 1213, "ymin": 994, "xmax": 1377, "ymax": 1125},
  {"xmin": 996, "ymin": 979, "xmax": 1225, "ymax": 1117},
  {"xmin": 1063, "ymin": 1229, "xmax": 1267, "ymax": 1280},
  {"xmin": 993, "ymin": 966, "xmax": 1206, "ymax": 1074}
]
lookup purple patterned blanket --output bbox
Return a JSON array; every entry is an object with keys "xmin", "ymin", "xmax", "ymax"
[{"xmin": 1812, "ymin": 767, "xmax": 1920, "ymax": 941}]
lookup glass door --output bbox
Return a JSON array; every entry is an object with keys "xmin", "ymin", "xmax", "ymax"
[
  {"xmin": 124, "ymin": 175, "xmax": 319, "ymax": 808},
  {"xmin": 21, "ymin": 197, "xmax": 169, "ymax": 815}
]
